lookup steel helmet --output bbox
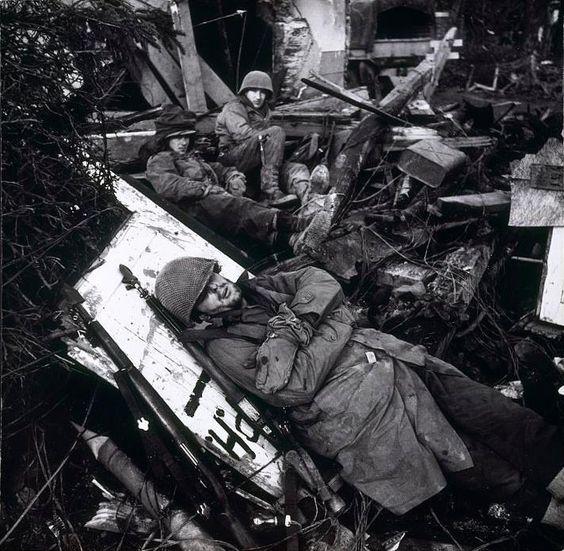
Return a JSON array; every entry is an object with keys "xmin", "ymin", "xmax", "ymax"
[
  {"xmin": 238, "ymin": 70, "xmax": 273, "ymax": 96},
  {"xmin": 155, "ymin": 257, "xmax": 219, "ymax": 325}
]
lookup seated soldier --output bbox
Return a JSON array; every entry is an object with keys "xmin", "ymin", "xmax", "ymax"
[
  {"xmin": 215, "ymin": 70, "xmax": 326, "ymax": 209},
  {"xmin": 146, "ymin": 106, "xmax": 332, "ymax": 255},
  {"xmin": 154, "ymin": 256, "xmax": 564, "ymax": 530}
]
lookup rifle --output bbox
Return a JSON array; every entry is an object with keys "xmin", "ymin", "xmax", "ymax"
[
  {"xmin": 63, "ymin": 284, "xmax": 257, "ymax": 549},
  {"xmin": 119, "ymin": 264, "xmax": 277, "ymax": 443},
  {"xmin": 119, "ymin": 264, "xmax": 346, "ymax": 517}
]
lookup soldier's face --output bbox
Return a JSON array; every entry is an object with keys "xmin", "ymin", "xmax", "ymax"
[
  {"xmin": 245, "ymin": 88, "xmax": 267, "ymax": 109},
  {"xmin": 195, "ymin": 273, "xmax": 243, "ymax": 316},
  {"xmin": 168, "ymin": 134, "xmax": 192, "ymax": 155}
]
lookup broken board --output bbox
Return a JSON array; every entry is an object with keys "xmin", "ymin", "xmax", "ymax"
[
  {"xmin": 65, "ymin": 175, "xmax": 283, "ymax": 501},
  {"xmin": 509, "ymin": 138, "xmax": 564, "ymax": 227},
  {"xmin": 538, "ymin": 227, "xmax": 564, "ymax": 327}
]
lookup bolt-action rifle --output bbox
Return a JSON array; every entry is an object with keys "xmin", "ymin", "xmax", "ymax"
[
  {"xmin": 119, "ymin": 264, "xmax": 346, "ymax": 516},
  {"xmin": 63, "ymin": 284, "xmax": 257, "ymax": 549},
  {"xmin": 119, "ymin": 264, "xmax": 277, "ymax": 442}
]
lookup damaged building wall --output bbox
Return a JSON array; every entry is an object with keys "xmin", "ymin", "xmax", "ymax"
[{"xmin": 260, "ymin": 0, "xmax": 348, "ymax": 100}]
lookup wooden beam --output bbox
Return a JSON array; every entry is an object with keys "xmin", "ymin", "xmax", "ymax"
[
  {"xmin": 377, "ymin": 59, "xmax": 434, "ymax": 114},
  {"xmin": 437, "ymin": 191, "xmax": 511, "ymax": 215},
  {"xmin": 169, "ymin": 0, "xmax": 207, "ymax": 113},
  {"xmin": 327, "ymin": 54, "xmax": 435, "ymax": 224},
  {"xmin": 199, "ymin": 56, "xmax": 235, "ymax": 107},
  {"xmin": 302, "ymin": 75, "xmax": 409, "ymax": 126},
  {"xmin": 424, "ymin": 27, "xmax": 458, "ymax": 100}
]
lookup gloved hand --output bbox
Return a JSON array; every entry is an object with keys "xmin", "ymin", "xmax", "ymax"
[
  {"xmin": 203, "ymin": 183, "xmax": 228, "ymax": 197},
  {"xmin": 226, "ymin": 173, "xmax": 247, "ymax": 197},
  {"xmin": 255, "ymin": 303, "xmax": 313, "ymax": 394}
]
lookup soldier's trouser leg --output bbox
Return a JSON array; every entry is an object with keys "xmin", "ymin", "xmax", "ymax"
[
  {"xmin": 185, "ymin": 193, "xmax": 277, "ymax": 244},
  {"xmin": 218, "ymin": 127, "xmax": 296, "ymax": 207},
  {"xmin": 281, "ymin": 161, "xmax": 311, "ymax": 203},
  {"xmin": 217, "ymin": 126, "xmax": 285, "ymax": 175},
  {"xmin": 414, "ymin": 356, "xmax": 564, "ymax": 493}
]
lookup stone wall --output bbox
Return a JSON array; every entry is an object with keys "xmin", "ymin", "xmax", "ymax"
[{"xmin": 260, "ymin": 0, "xmax": 348, "ymax": 100}]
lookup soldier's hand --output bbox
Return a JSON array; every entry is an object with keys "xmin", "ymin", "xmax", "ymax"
[
  {"xmin": 204, "ymin": 183, "xmax": 227, "ymax": 196},
  {"xmin": 255, "ymin": 304, "xmax": 313, "ymax": 394},
  {"xmin": 226, "ymin": 173, "xmax": 247, "ymax": 197},
  {"xmin": 255, "ymin": 329, "xmax": 300, "ymax": 394}
]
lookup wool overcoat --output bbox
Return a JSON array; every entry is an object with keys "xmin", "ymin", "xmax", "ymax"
[{"xmin": 204, "ymin": 267, "xmax": 477, "ymax": 514}]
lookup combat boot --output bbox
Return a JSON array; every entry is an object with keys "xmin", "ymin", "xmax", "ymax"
[
  {"xmin": 260, "ymin": 166, "xmax": 298, "ymax": 209},
  {"xmin": 289, "ymin": 209, "xmax": 332, "ymax": 255}
]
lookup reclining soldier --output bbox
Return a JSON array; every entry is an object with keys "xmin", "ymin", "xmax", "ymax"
[
  {"xmin": 215, "ymin": 70, "xmax": 327, "ymax": 209},
  {"xmin": 146, "ymin": 106, "xmax": 331, "ymax": 255},
  {"xmin": 155, "ymin": 256, "xmax": 564, "ymax": 530}
]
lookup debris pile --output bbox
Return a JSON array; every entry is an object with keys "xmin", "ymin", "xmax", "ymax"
[{"xmin": 1, "ymin": 1, "xmax": 563, "ymax": 550}]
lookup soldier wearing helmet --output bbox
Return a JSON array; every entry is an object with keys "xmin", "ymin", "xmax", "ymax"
[
  {"xmin": 216, "ymin": 70, "xmax": 322, "ymax": 210},
  {"xmin": 155, "ymin": 255, "xmax": 564, "ymax": 532},
  {"xmin": 145, "ymin": 105, "xmax": 332, "ymax": 256}
]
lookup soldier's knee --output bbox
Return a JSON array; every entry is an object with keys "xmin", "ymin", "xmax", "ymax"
[
  {"xmin": 285, "ymin": 162, "xmax": 310, "ymax": 181},
  {"xmin": 264, "ymin": 126, "xmax": 285, "ymax": 142}
]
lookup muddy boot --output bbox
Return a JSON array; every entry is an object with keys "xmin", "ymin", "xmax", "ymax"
[
  {"xmin": 289, "ymin": 209, "xmax": 332, "ymax": 255},
  {"xmin": 292, "ymin": 179, "xmax": 310, "ymax": 206},
  {"xmin": 261, "ymin": 166, "xmax": 298, "ymax": 209},
  {"xmin": 309, "ymin": 164, "xmax": 330, "ymax": 194}
]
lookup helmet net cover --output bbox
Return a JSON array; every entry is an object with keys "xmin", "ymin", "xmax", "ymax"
[{"xmin": 155, "ymin": 257, "xmax": 218, "ymax": 325}]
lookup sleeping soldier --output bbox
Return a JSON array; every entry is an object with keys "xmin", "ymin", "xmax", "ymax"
[
  {"xmin": 146, "ymin": 106, "xmax": 332, "ymax": 255},
  {"xmin": 154, "ymin": 257, "xmax": 564, "ymax": 530}
]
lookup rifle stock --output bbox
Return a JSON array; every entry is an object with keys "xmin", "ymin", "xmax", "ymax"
[{"xmin": 63, "ymin": 284, "xmax": 257, "ymax": 549}]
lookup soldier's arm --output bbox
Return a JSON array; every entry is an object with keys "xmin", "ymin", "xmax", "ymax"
[
  {"xmin": 146, "ymin": 152, "xmax": 211, "ymax": 202},
  {"xmin": 220, "ymin": 102, "xmax": 261, "ymax": 142},
  {"xmin": 257, "ymin": 267, "xmax": 345, "ymax": 327}
]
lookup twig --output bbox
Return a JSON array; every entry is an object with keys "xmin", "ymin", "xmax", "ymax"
[
  {"xmin": 0, "ymin": 385, "xmax": 99, "ymax": 547},
  {"xmin": 430, "ymin": 508, "xmax": 464, "ymax": 551}
]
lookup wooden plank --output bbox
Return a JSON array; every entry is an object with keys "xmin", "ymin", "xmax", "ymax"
[
  {"xmin": 65, "ymin": 175, "xmax": 283, "ymax": 499},
  {"xmin": 303, "ymin": 74, "xmax": 409, "ymax": 126},
  {"xmin": 437, "ymin": 191, "xmax": 511, "ymax": 215},
  {"xmin": 424, "ymin": 27, "xmax": 458, "ymax": 100},
  {"xmin": 131, "ymin": 41, "xmax": 186, "ymax": 108},
  {"xmin": 199, "ymin": 56, "xmax": 235, "ymax": 107},
  {"xmin": 377, "ymin": 58, "xmax": 434, "ymax": 114},
  {"xmin": 428, "ymin": 244, "xmax": 493, "ymax": 308},
  {"xmin": 276, "ymin": 86, "xmax": 369, "ymax": 113},
  {"xmin": 538, "ymin": 227, "xmax": 564, "ymax": 326},
  {"xmin": 509, "ymin": 138, "xmax": 564, "ymax": 227},
  {"xmin": 398, "ymin": 139, "xmax": 468, "ymax": 188},
  {"xmin": 388, "ymin": 133, "xmax": 496, "ymax": 152},
  {"xmin": 89, "ymin": 117, "xmax": 354, "ymax": 164},
  {"xmin": 327, "ymin": 54, "xmax": 436, "ymax": 224},
  {"xmin": 169, "ymin": 0, "xmax": 207, "ymax": 112},
  {"xmin": 369, "ymin": 38, "xmax": 431, "ymax": 59},
  {"xmin": 90, "ymin": 124, "xmax": 495, "ymax": 167}
]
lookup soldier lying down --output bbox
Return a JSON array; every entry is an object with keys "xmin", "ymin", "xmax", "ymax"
[{"xmin": 155, "ymin": 256, "xmax": 564, "ymax": 529}]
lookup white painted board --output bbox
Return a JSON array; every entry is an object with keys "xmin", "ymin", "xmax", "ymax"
[
  {"xmin": 538, "ymin": 227, "xmax": 564, "ymax": 327},
  {"xmin": 65, "ymin": 175, "xmax": 283, "ymax": 499}
]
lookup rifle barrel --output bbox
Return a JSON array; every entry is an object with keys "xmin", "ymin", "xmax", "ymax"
[{"xmin": 67, "ymin": 289, "xmax": 257, "ymax": 548}]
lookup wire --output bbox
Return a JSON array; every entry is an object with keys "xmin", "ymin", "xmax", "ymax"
[
  {"xmin": 193, "ymin": 10, "xmax": 246, "ymax": 28},
  {"xmin": 235, "ymin": 10, "xmax": 248, "ymax": 91}
]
